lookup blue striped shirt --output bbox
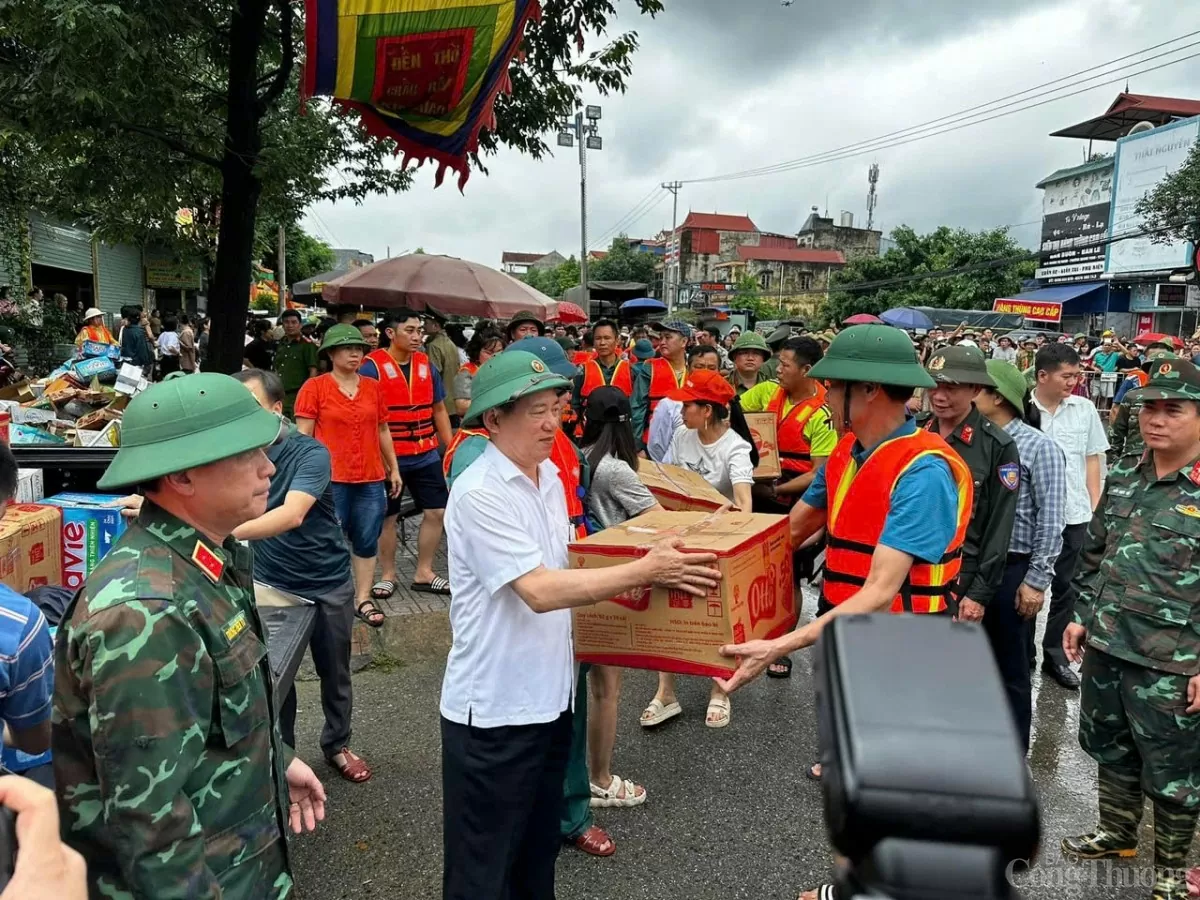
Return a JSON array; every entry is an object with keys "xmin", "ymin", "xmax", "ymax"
[{"xmin": 1003, "ymin": 418, "xmax": 1068, "ymax": 591}]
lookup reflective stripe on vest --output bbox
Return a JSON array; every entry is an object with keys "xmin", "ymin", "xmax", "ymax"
[
  {"xmin": 442, "ymin": 427, "xmax": 587, "ymax": 539},
  {"xmin": 765, "ymin": 383, "xmax": 827, "ymax": 475},
  {"xmin": 367, "ymin": 349, "xmax": 439, "ymax": 457},
  {"xmin": 646, "ymin": 358, "xmax": 686, "ymax": 418},
  {"xmin": 822, "ymin": 430, "xmax": 973, "ymax": 614},
  {"xmin": 442, "ymin": 428, "xmax": 488, "ymax": 479}
]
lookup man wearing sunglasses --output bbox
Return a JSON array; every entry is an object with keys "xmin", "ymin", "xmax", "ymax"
[{"xmin": 53, "ymin": 371, "xmax": 326, "ymax": 900}]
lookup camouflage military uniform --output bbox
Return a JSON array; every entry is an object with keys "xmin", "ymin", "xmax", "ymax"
[
  {"xmin": 1066, "ymin": 357, "xmax": 1200, "ymax": 899},
  {"xmin": 53, "ymin": 500, "xmax": 294, "ymax": 899}
]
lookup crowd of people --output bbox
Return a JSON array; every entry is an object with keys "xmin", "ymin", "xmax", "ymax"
[{"xmin": 3, "ymin": 301, "xmax": 1200, "ymax": 900}]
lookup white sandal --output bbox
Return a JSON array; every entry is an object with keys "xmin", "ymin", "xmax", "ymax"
[
  {"xmin": 589, "ymin": 774, "xmax": 648, "ymax": 808},
  {"xmin": 706, "ymin": 694, "xmax": 731, "ymax": 729},
  {"xmin": 640, "ymin": 698, "xmax": 681, "ymax": 728}
]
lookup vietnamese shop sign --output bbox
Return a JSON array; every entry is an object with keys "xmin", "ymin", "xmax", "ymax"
[
  {"xmin": 1106, "ymin": 116, "xmax": 1200, "ymax": 276},
  {"xmin": 993, "ymin": 298, "xmax": 1063, "ymax": 323},
  {"xmin": 1036, "ymin": 161, "xmax": 1111, "ymax": 284}
]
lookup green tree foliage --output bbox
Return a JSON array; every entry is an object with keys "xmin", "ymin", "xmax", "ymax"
[
  {"xmin": 1136, "ymin": 140, "xmax": 1200, "ymax": 250},
  {"xmin": 255, "ymin": 222, "xmax": 337, "ymax": 285},
  {"xmin": 821, "ymin": 225, "xmax": 1036, "ymax": 324},
  {"xmin": 0, "ymin": 0, "xmax": 664, "ymax": 372},
  {"xmin": 523, "ymin": 257, "xmax": 583, "ymax": 299},
  {"xmin": 590, "ymin": 235, "xmax": 657, "ymax": 285}
]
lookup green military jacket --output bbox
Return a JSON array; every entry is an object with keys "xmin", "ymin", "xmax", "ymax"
[
  {"xmin": 1108, "ymin": 397, "xmax": 1146, "ymax": 465},
  {"xmin": 918, "ymin": 406, "xmax": 1020, "ymax": 606},
  {"xmin": 53, "ymin": 501, "xmax": 294, "ymax": 900},
  {"xmin": 273, "ymin": 335, "xmax": 318, "ymax": 415},
  {"xmin": 1073, "ymin": 450, "xmax": 1200, "ymax": 675}
]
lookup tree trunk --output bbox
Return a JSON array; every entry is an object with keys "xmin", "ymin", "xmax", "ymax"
[{"xmin": 207, "ymin": 0, "xmax": 270, "ymax": 375}]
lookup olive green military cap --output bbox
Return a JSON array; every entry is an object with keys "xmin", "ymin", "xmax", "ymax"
[
  {"xmin": 1128, "ymin": 357, "xmax": 1200, "ymax": 403},
  {"xmin": 766, "ymin": 325, "xmax": 792, "ymax": 347},
  {"xmin": 926, "ymin": 344, "xmax": 995, "ymax": 387},
  {"xmin": 319, "ymin": 323, "xmax": 370, "ymax": 354},
  {"xmin": 463, "ymin": 350, "xmax": 571, "ymax": 428},
  {"xmin": 730, "ymin": 331, "xmax": 772, "ymax": 360},
  {"xmin": 985, "ymin": 360, "xmax": 1028, "ymax": 417},
  {"xmin": 98, "ymin": 372, "xmax": 284, "ymax": 489},
  {"xmin": 808, "ymin": 324, "xmax": 935, "ymax": 388}
]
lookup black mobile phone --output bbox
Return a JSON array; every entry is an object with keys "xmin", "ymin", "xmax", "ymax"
[{"xmin": 0, "ymin": 765, "xmax": 19, "ymax": 891}]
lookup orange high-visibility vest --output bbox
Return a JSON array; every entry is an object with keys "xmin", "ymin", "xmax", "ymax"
[
  {"xmin": 822, "ymin": 430, "xmax": 973, "ymax": 614},
  {"xmin": 440, "ymin": 427, "xmax": 587, "ymax": 539},
  {"xmin": 576, "ymin": 359, "xmax": 634, "ymax": 437},
  {"xmin": 442, "ymin": 427, "xmax": 489, "ymax": 480},
  {"xmin": 366, "ymin": 349, "xmax": 439, "ymax": 457},
  {"xmin": 765, "ymin": 382, "xmax": 828, "ymax": 476},
  {"xmin": 646, "ymin": 357, "xmax": 686, "ymax": 420},
  {"xmin": 571, "ymin": 350, "xmax": 594, "ymax": 367}
]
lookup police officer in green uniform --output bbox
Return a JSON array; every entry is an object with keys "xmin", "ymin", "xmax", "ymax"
[
  {"xmin": 761, "ymin": 325, "xmax": 792, "ymax": 381},
  {"xmin": 1109, "ymin": 344, "xmax": 1176, "ymax": 465},
  {"xmin": 920, "ymin": 345, "xmax": 1021, "ymax": 623},
  {"xmin": 52, "ymin": 372, "xmax": 327, "ymax": 899},
  {"xmin": 1063, "ymin": 358, "xmax": 1200, "ymax": 900}
]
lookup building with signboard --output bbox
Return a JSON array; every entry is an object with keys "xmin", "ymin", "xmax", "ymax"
[
  {"xmin": 1002, "ymin": 94, "xmax": 1200, "ymax": 336},
  {"xmin": 712, "ymin": 246, "xmax": 846, "ymax": 315}
]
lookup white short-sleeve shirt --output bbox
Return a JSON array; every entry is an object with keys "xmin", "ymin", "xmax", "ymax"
[
  {"xmin": 1031, "ymin": 393, "xmax": 1109, "ymax": 526},
  {"xmin": 440, "ymin": 441, "xmax": 575, "ymax": 728}
]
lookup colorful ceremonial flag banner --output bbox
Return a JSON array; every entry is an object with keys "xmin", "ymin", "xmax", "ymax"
[{"xmin": 303, "ymin": 0, "xmax": 541, "ymax": 189}]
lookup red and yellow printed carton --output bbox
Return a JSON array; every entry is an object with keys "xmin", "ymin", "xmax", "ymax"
[
  {"xmin": 637, "ymin": 459, "xmax": 729, "ymax": 512},
  {"xmin": 569, "ymin": 510, "xmax": 796, "ymax": 677},
  {"xmin": 0, "ymin": 504, "xmax": 63, "ymax": 592},
  {"xmin": 744, "ymin": 412, "xmax": 782, "ymax": 481}
]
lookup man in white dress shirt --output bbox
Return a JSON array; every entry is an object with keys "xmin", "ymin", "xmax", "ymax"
[{"xmin": 440, "ymin": 351, "xmax": 720, "ymax": 900}]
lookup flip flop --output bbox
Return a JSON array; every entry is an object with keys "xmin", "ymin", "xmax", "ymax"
[
  {"xmin": 767, "ymin": 655, "xmax": 793, "ymax": 678},
  {"xmin": 356, "ymin": 599, "xmax": 386, "ymax": 628},
  {"xmin": 570, "ymin": 824, "xmax": 616, "ymax": 857},
  {"xmin": 640, "ymin": 698, "xmax": 682, "ymax": 728},
  {"xmin": 371, "ymin": 579, "xmax": 397, "ymax": 600},
  {"xmin": 411, "ymin": 576, "xmax": 451, "ymax": 596}
]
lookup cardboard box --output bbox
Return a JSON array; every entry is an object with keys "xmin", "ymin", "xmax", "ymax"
[
  {"xmin": 0, "ymin": 505, "xmax": 63, "ymax": 592},
  {"xmin": 637, "ymin": 459, "xmax": 729, "ymax": 512},
  {"xmin": 569, "ymin": 510, "xmax": 796, "ymax": 677},
  {"xmin": 15, "ymin": 469, "xmax": 44, "ymax": 504},
  {"xmin": 40, "ymin": 493, "xmax": 129, "ymax": 590},
  {"xmin": 745, "ymin": 412, "xmax": 782, "ymax": 481}
]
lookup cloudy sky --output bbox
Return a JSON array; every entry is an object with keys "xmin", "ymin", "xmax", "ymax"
[{"xmin": 303, "ymin": 0, "xmax": 1200, "ymax": 267}]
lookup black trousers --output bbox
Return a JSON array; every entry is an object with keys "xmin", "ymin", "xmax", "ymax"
[
  {"xmin": 1030, "ymin": 522, "xmax": 1088, "ymax": 668},
  {"xmin": 442, "ymin": 710, "xmax": 573, "ymax": 900},
  {"xmin": 278, "ymin": 579, "xmax": 355, "ymax": 757},
  {"xmin": 983, "ymin": 555, "xmax": 1033, "ymax": 753}
]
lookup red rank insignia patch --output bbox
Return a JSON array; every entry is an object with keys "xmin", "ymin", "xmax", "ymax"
[
  {"xmin": 959, "ymin": 425, "xmax": 974, "ymax": 445},
  {"xmin": 191, "ymin": 541, "xmax": 224, "ymax": 583},
  {"xmin": 1189, "ymin": 461, "xmax": 1200, "ymax": 487}
]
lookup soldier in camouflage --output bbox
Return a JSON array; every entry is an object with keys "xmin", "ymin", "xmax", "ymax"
[
  {"xmin": 52, "ymin": 371, "xmax": 327, "ymax": 899},
  {"xmin": 1108, "ymin": 343, "xmax": 1177, "ymax": 465},
  {"xmin": 1063, "ymin": 357, "xmax": 1200, "ymax": 900}
]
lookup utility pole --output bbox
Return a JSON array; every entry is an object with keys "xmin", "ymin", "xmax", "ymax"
[
  {"xmin": 558, "ymin": 106, "xmax": 603, "ymax": 313},
  {"xmin": 276, "ymin": 223, "xmax": 287, "ymax": 315},
  {"xmin": 662, "ymin": 181, "xmax": 682, "ymax": 312}
]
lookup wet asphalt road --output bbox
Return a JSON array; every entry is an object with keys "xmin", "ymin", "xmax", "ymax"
[{"xmin": 287, "ymin": 589, "xmax": 1193, "ymax": 900}]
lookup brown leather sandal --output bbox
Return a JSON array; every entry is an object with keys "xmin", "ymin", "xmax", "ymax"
[
  {"xmin": 571, "ymin": 824, "xmax": 616, "ymax": 857},
  {"xmin": 328, "ymin": 746, "xmax": 372, "ymax": 783}
]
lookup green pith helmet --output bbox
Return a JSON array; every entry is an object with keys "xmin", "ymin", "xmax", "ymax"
[
  {"xmin": 319, "ymin": 323, "xmax": 369, "ymax": 354},
  {"xmin": 985, "ymin": 360, "xmax": 1029, "ymax": 417},
  {"xmin": 808, "ymin": 324, "xmax": 935, "ymax": 388},
  {"xmin": 730, "ymin": 331, "xmax": 772, "ymax": 360},
  {"xmin": 463, "ymin": 350, "xmax": 571, "ymax": 428},
  {"xmin": 1128, "ymin": 357, "xmax": 1200, "ymax": 403},
  {"xmin": 926, "ymin": 344, "xmax": 996, "ymax": 387},
  {"xmin": 98, "ymin": 372, "xmax": 284, "ymax": 490},
  {"xmin": 506, "ymin": 310, "xmax": 546, "ymax": 339}
]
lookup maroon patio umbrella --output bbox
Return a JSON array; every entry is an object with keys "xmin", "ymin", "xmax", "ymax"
[
  {"xmin": 321, "ymin": 253, "xmax": 558, "ymax": 320},
  {"xmin": 844, "ymin": 313, "xmax": 883, "ymax": 325}
]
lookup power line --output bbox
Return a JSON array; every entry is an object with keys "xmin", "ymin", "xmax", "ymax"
[
  {"xmin": 589, "ymin": 185, "xmax": 664, "ymax": 248},
  {"xmin": 683, "ymin": 33, "xmax": 1200, "ymax": 184},
  {"xmin": 591, "ymin": 192, "xmax": 670, "ymax": 251}
]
